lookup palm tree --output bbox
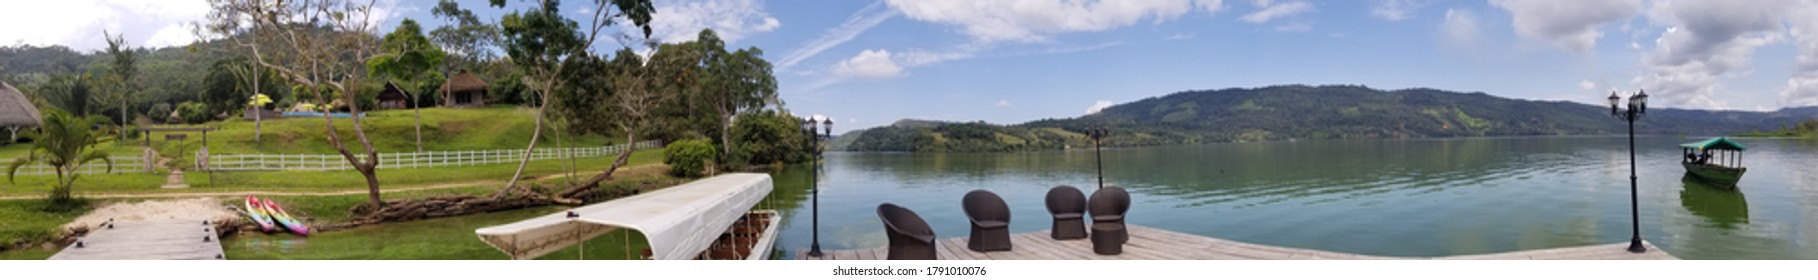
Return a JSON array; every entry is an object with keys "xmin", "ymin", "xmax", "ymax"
[{"xmin": 6, "ymin": 109, "xmax": 114, "ymax": 204}]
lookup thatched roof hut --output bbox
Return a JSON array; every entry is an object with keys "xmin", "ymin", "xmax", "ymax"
[
  {"xmin": 3, "ymin": 81, "xmax": 43, "ymax": 142},
  {"xmin": 2, "ymin": 81, "xmax": 42, "ymax": 127},
  {"xmin": 439, "ymin": 70, "xmax": 488, "ymax": 108}
]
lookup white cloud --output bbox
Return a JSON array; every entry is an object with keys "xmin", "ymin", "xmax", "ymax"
[
  {"xmin": 1490, "ymin": 0, "xmax": 1641, "ymax": 54},
  {"xmin": 1370, "ymin": 0, "xmax": 1422, "ymax": 21},
  {"xmin": 1273, "ymin": 22, "xmax": 1312, "ymax": 32},
  {"xmin": 0, "ymin": 0, "xmax": 211, "ymax": 51},
  {"xmin": 1580, "ymin": 80, "xmax": 1597, "ymax": 90},
  {"xmin": 1240, "ymin": 1, "xmax": 1313, "ymax": 24},
  {"xmin": 831, "ymin": 49, "xmax": 904, "ymax": 79},
  {"xmin": 1438, "ymin": 8, "xmax": 1480, "ymax": 46},
  {"xmin": 646, "ymin": 0, "xmax": 781, "ymax": 44},
  {"xmin": 1634, "ymin": 0, "xmax": 1790, "ymax": 109},
  {"xmin": 1786, "ymin": 1, "xmax": 1818, "ymax": 106},
  {"xmin": 886, "ymin": 0, "xmax": 1226, "ymax": 43},
  {"xmin": 995, "ymin": 99, "xmax": 1013, "ymax": 107},
  {"xmin": 776, "ymin": 1, "xmax": 898, "ymax": 70},
  {"xmin": 1168, "ymin": 33, "xmax": 1196, "ymax": 41},
  {"xmin": 1085, "ymin": 100, "xmax": 1115, "ymax": 114}
]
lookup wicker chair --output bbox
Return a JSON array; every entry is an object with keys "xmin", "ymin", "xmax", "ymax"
[
  {"xmin": 878, "ymin": 203, "xmax": 938, "ymax": 260},
  {"xmin": 962, "ymin": 190, "xmax": 1013, "ymax": 252},
  {"xmin": 1087, "ymin": 186, "xmax": 1131, "ymax": 255},
  {"xmin": 1045, "ymin": 185, "xmax": 1089, "ymax": 240}
]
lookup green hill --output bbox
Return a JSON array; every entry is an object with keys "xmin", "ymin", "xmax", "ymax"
[{"xmin": 846, "ymin": 85, "xmax": 1818, "ymax": 152}]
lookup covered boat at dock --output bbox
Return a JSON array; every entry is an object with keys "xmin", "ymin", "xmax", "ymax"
[
  {"xmin": 474, "ymin": 173, "xmax": 781, "ymax": 260},
  {"xmin": 1679, "ymin": 137, "xmax": 1747, "ymax": 188}
]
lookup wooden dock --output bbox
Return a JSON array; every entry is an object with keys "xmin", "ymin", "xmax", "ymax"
[
  {"xmin": 795, "ymin": 225, "xmax": 1677, "ymax": 260},
  {"xmin": 50, "ymin": 219, "xmax": 225, "ymax": 260}
]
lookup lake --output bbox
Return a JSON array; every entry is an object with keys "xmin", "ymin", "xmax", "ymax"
[{"xmin": 766, "ymin": 136, "xmax": 1818, "ymax": 260}]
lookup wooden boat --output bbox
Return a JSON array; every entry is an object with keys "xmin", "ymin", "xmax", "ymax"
[
  {"xmin": 244, "ymin": 195, "xmax": 276, "ymax": 233},
  {"xmin": 262, "ymin": 198, "xmax": 311, "ymax": 236},
  {"xmin": 476, "ymin": 173, "xmax": 781, "ymax": 260},
  {"xmin": 1679, "ymin": 137, "xmax": 1747, "ymax": 188}
]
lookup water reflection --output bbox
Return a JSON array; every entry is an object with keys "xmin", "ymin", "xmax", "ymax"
[
  {"xmin": 1679, "ymin": 174, "xmax": 1749, "ymax": 229},
  {"xmin": 768, "ymin": 137, "xmax": 1818, "ymax": 259}
]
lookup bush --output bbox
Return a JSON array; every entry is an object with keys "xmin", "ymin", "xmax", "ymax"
[
  {"xmin": 177, "ymin": 101, "xmax": 211, "ymax": 124},
  {"xmin": 663, "ymin": 140, "xmax": 717, "ymax": 177},
  {"xmin": 729, "ymin": 110, "xmax": 811, "ymax": 166},
  {"xmin": 146, "ymin": 103, "xmax": 172, "ymax": 124}
]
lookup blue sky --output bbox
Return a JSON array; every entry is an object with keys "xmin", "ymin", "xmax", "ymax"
[{"xmin": 8, "ymin": 0, "xmax": 1818, "ymax": 134}]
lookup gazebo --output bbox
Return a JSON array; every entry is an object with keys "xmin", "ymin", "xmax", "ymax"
[
  {"xmin": 378, "ymin": 81, "xmax": 413, "ymax": 110},
  {"xmin": 439, "ymin": 70, "xmax": 488, "ymax": 108},
  {"xmin": 1, "ymin": 81, "xmax": 43, "ymax": 143}
]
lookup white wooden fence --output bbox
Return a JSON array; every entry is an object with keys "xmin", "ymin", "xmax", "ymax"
[
  {"xmin": 10, "ymin": 157, "xmax": 151, "ymax": 176},
  {"xmin": 200, "ymin": 140, "xmax": 660, "ymax": 171}
]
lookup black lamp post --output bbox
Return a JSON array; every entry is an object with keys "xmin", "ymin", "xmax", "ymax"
[
  {"xmin": 803, "ymin": 116, "xmax": 832, "ymax": 257},
  {"xmin": 1609, "ymin": 89, "xmax": 1649, "ymax": 253},
  {"xmin": 1086, "ymin": 127, "xmax": 1109, "ymax": 189}
]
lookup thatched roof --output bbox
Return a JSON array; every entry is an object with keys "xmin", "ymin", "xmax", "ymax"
[
  {"xmin": 439, "ymin": 70, "xmax": 488, "ymax": 94},
  {"xmin": 0, "ymin": 81, "xmax": 43, "ymax": 127}
]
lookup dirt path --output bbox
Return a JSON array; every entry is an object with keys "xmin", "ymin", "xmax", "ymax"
[{"xmin": 0, "ymin": 166, "xmax": 655, "ymax": 200}]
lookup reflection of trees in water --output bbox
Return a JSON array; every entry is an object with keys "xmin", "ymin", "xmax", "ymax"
[{"xmin": 1679, "ymin": 174, "xmax": 1748, "ymax": 229}]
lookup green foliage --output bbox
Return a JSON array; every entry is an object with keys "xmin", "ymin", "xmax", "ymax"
[
  {"xmin": 727, "ymin": 110, "xmax": 809, "ymax": 166},
  {"xmin": 176, "ymin": 101, "xmax": 211, "ymax": 124},
  {"xmin": 145, "ymin": 103, "xmax": 172, "ymax": 123},
  {"xmin": 369, "ymin": 18, "xmax": 448, "ymax": 96},
  {"xmin": 430, "ymin": 0, "xmax": 502, "ymax": 70},
  {"xmin": 0, "ymin": 199, "xmax": 89, "ymax": 251},
  {"xmin": 662, "ymin": 140, "xmax": 716, "ymax": 177},
  {"xmin": 5, "ymin": 109, "xmax": 113, "ymax": 204},
  {"xmin": 39, "ymin": 73, "xmax": 94, "ymax": 116}
]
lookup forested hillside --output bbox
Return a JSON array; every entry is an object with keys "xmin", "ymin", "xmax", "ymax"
[{"xmin": 846, "ymin": 85, "xmax": 1818, "ymax": 152}]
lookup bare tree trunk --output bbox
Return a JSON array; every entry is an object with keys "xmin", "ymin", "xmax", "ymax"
[
  {"xmin": 558, "ymin": 131, "xmax": 638, "ymax": 199},
  {"xmin": 495, "ymin": 78, "xmax": 553, "ymax": 199}
]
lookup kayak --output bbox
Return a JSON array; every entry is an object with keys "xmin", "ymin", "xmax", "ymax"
[
  {"xmin": 263, "ymin": 198, "xmax": 312, "ymax": 236},
  {"xmin": 244, "ymin": 195, "xmax": 277, "ymax": 233}
]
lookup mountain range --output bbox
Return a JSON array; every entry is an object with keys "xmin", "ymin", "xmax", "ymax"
[{"xmin": 839, "ymin": 85, "xmax": 1818, "ymax": 152}]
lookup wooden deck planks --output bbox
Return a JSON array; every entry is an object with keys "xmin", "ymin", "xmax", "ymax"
[
  {"xmin": 51, "ymin": 220, "xmax": 224, "ymax": 260},
  {"xmin": 796, "ymin": 225, "xmax": 1680, "ymax": 260}
]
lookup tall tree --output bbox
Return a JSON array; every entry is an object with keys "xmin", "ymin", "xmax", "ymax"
[
  {"xmin": 430, "ymin": 0, "xmax": 501, "ymax": 70},
  {"xmin": 550, "ymin": 45, "xmax": 691, "ymax": 199},
  {"xmin": 6, "ymin": 109, "xmax": 115, "ymax": 205},
  {"xmin": 200, "ymin": 0, "xmax": 391, "ymax": 208},
  {"xmin": 705, "ymin": 44, "xmax": 778, "ymax": 159},
  {"xmin": 491, "ymin": 0, "xmax": 654, "ymax": 198},
  {"xmin": 369, "ymin": 18, "xmax": 447, "ymax": 153},
  {"xmin": 41, "ymin": 73, "xmax": 94, "ymax": 116},
  {"xmin": 102, "ymin": 30, "xmax": 137, "ymax": 136}
]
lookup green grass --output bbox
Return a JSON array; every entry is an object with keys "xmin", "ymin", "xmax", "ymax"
[
  {"xmin": 221, "ymin": 205, "xmax": 651, "ymax": 260},
  {"xmin": 0, "ymin": 200, "xmax": 90, "ymax": 254},
  {"xmin": 146, "ymin": 106, "xmax": 615, "ymax": 156},
  {"xmin": 0, "ymin": 149, "xmax": 663, "ymax": 197}
]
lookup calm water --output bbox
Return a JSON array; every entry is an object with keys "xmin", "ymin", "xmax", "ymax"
[{"xmin": 765, "ymin": 136, "xmax": 1818, "ymax": 260}]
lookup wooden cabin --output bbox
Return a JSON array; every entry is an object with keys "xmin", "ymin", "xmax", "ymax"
[{"xmin": 378, "ymin": 81, "xmax": 413, "ymax": 110}]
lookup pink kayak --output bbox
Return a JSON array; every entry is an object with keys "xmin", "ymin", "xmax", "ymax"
[{"xmin": 262, "ymin": 198, "xmax": 311, "ymax": 236}]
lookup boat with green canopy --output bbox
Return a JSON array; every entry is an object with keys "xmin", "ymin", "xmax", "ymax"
[{"xmin": 1680, "ymin": 137, "xmax": 1747, "ymax": 187}]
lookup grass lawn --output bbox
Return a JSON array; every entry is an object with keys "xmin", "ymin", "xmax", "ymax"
[
  {"xmin": 221, "ymin": 205, "xmax": 651, "ymax": 260},
  {"xmin": 0, "ymin": 149, "xmax": 663, "ymax": 197},
  {"xmin": 140, "ymin": 106, "xmax": 617, "ymax": 156},
  {"xmin": 0, "ymin": 200, "xmax": 89, "ymax": 254}
]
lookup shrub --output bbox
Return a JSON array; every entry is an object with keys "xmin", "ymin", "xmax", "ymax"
[
  {"xmin": 177, "ymin": 101, "xmax": 211, "ymax": 124},
  {"xmin": 146, "ymin": 103, "xmax": 172, "ymax": 124},
  {"xmin": 663, "ymin": 140, "xmax": 716, "ymax": 177}
]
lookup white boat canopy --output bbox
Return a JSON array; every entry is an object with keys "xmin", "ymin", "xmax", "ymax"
[{"xmin": 475, "ymin": 173, "xmax": 774, "ymax": 260}]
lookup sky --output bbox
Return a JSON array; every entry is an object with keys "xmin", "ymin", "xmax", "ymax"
[{"xmin": 5, "ymin": 0, "xmax": 1818, "ymax": 134}]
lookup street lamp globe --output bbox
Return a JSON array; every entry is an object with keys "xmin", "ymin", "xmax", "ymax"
[
  {"xmin": 1608, "ymin": 91, "xmax": 1621, "ymax": 116},
  {"xmin": 823, "ymin": 118, "xmax": 833, "ymax": 137},
  {"xmin": 1634, "ymin": 90, "xmax": 1649, "ymax": 114}
]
